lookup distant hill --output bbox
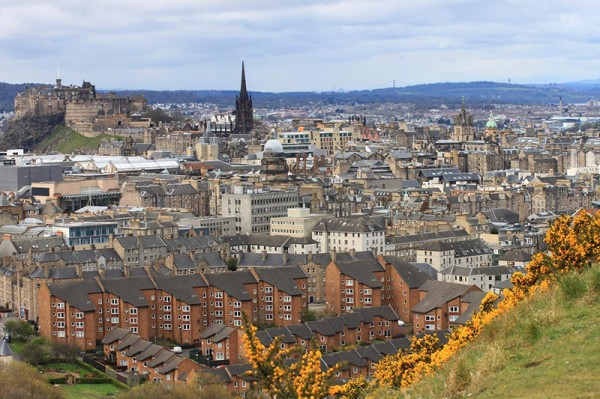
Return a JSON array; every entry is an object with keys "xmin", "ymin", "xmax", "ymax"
[
  {"xmin": 0, "ymin": 82, "xmax": 44, "ymax": 113},
  {"xmin": 3, "ymin": 81, "xmax": 600, "ymax": 112},
  {"xmin": 109, "ymin": 81, "xmax": 600, "ymax": 108}
]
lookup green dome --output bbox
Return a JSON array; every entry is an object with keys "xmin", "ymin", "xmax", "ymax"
[{"xmin": 486, "ymin": 113, "xmax": 497, "ymax": 129}]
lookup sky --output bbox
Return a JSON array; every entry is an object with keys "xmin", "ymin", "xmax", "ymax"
[{"xmin": 1, "ymin": 0, "xmax": 600, "ymax": 92}]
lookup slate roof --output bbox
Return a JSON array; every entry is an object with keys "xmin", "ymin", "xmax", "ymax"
[
  {"xmin": 0, "ymin": 339, "xmax": 13, "ymax": 356},
  {"xmin": 382, "ymin": 256, "xmax": 431, "ymax": 288},
  {"xmin": 254, "ymin": 266, "xmax": 306, "ymax": 296},
  {"xmin": 483, "ymin": 208, "xmax": 520, "ymax": 225},
  {"xmin": 417, "ymin": 238, "xmax": 492, "ymax": 258},
  {"xmin": 47, "ymin": 279, "xmax": 102, "ymax": 311},
  {"xmin": 204, "ymin": 271, "xmax": 256, "ymax": 300},
  {"xmin": 412, "ymin": 280, "xmax": 478, "ymax": 314},
  {"xmin": 313, "ymin": 216, "xmax": 385, "ymax": 233},
  {"xmin": 101, "ymin": 327, "xmax": 131, "ymax": 345},
  {"xmin": 155, "ymin": 274, "xmax": 206, "ymax": 305},
  {"xmin": 453, "ymin": 291, "xmax": 488, "ymax": 325},
  {"xmin": 101, "ymin": 276, "xmax": 156, "ymax": 307},
  {"xmin": 334, "ymin": 259, "xmax": 384, "ymax": 288},
  {"xmin": 499, "ymin": 249, "xmax": 533, "ymax": 262},
  {"xmin": 443, "ymin": 264, "xmax": 514, "ymax": 277}
]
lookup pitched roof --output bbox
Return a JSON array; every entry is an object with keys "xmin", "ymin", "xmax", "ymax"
[
  {"xmin": 313, "ymin": 216, "xmax": 385, "ymax": 233},
  {"xmin": 383, "ymin": 256, "xmax": 431, "ymax": 288},
  {"xmin": 47, "ymin": 279, "xmax": 103, "ymax": 311},
  {"xmin": 254, "ymin": 266, "xmax": 306, "ymax": 296},
  {"xmin": 204, "ymin": 271, "xmax": 256, "ymax": 300},
  {"xmin": 334, "ymin": 259, "xmax": 384, "ymax": 288},
  {"xmin": 412, "ymin": 280, "xmax": 478, "ymax": 314}
]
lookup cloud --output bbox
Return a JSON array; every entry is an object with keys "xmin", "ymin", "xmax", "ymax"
[{"xmin": 0, "ymin": 0, "xmax": 599, "ymax": 91}]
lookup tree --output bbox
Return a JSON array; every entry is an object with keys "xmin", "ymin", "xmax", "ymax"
[
  {"xmin": 242, "ymin": 315, "xmax": 340, "ymax": 399},
  {"xmin": 227, "ymin": 257, "xmax": 238, "ymax": 271},
  {"xmin": 0, "ymin": 361, "xmax": 64, "ymax": 399},
  {"xmin": 51, "ymin": 342, "xmax": 80, "ymax": 362},
  {"xmin": 20, "ymin": 337, "xmax": 52, "ymax": 365},
  {"xmin": 3, "ymin": 320, "xmax": 35, "ymax": 341}
]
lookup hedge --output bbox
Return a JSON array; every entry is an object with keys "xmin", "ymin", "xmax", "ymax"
[
  {"xmin": 75, "ymin": 377, "xmax": 113, "ymax": 384},
  {"xmin": 48, "ymin": 377, "xmax": 68, "ymax": 384}
]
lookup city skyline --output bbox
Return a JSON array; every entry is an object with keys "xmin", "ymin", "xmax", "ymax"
[{"xmin": 1, "ymin": 0, "xmax": 600, "ymax": 92}]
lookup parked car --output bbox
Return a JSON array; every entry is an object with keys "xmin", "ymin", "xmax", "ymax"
[{"xmin": 171, "ymin": 346, "xmax": 182, "ymax": 354}]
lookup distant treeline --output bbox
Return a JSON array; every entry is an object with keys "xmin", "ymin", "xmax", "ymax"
[{"xmin": 3, "ymin": 81, "xmax": 600, "ymax": 112}]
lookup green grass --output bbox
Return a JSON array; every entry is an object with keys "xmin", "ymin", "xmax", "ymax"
[
  {"xmin": 9, "ymin": 340, "xmax": 26, "ymax": 354},
  {"xmin": 401, "ymin": 264, "xmax": 600, "ymax": 399},
  {"xmin": 35, "ymin": 124, "xmax": 125, "ymax": 154},
  {"xmin": 58, "ymin": 383, "xmax": 124, "ymax": 399}
]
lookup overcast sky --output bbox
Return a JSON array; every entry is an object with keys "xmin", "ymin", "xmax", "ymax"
[{"xmin": 1, "ymin": 0, "xmax": 600, "ymax": 92}]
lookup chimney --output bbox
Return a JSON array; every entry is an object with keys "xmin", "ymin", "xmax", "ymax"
[
  {"xmin": 98, "ymin": 266, "xmax": 105, "ymax": 278},
  {"xmin": 349, "ymin": 248, "xmax": 356, "ymax": 258},
  {"xmin": 123, "ymin": 264, "xmax": 130, "ymax": 277},
  {"xmin": 307, "ymin": 250, "xmax": 313, "ymax": 262},
  {"xmin": 2, "ymin": 234, "xmax": 11, "ymax": 242},
  {"xmin": 75, "ymin": 263, "xmax": 82, "ymax": 277},
  {"xmin": 261, "ymin": 250, "xmax": 267, "ymax": 262},
  {"xmin": 371, "ymin": 246, "xmax": 378, "ymax": 257},
  {"xmin": 283, "ymin": 250, "xmax": 288, "ymax": 265},
  {"xmin": 329, "ymin": 249, "xmax": 336, "ymax": 262}
]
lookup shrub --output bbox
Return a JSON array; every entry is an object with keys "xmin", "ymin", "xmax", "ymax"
[{"xmin": 560, "ymin": 274, "xmax": 587, "ymax": 300}]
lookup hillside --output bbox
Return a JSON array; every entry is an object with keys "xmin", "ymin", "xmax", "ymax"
[
  {"xmin": 399, "ymin": 265, "xmax": 600, "ymax": 399},
  {"xmin": 34, "ymin": 124, "xmax": 123, "ymax": 154},
  {"xmin": 0, "ymin": 113, "xmax": 65, "ymax": 151}
]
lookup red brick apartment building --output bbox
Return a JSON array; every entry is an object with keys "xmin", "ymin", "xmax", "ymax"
[
  {"xmin": 325, "ymin": 255, "xmax": 482, "ymax": 334},
  {"xmin": 39, "ymin": 267, "xmax": 308, "ymax": 350}
]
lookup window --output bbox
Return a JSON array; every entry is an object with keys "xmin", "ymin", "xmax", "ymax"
[
  {"xmin": 164, "ymin": 305, "xmax": 171, "ymax": 312},
  {"xmin": 283, "ymin": 296, "xmax": 291, "ymax": 302},
  {"xmin": 57, "ymin": 322, "xmax": 65, "ymax": 328},
  {"xmin": 111, "ymin": 308, "xmax": 119, "ymax": 314},
  {"xmin": 182, "ymin": 324, "xmax": 190, "ymax": 331},
  {"xmin": 163, "ymin": 296, "xmax": 171, "ymax": 302},
  {"xmin": 425, "ymin": 315, "xmax": 435, "ymax": 321},
  {"xmin": 111, "ymin": 317, "xmax": 119, "ymax": 323},
  {"xmin": 181, "ymin": 306, "xmax": 190, "ymax": 312},
  {"xmin": 57, "ymin": 312, "xmax": 65, "ymax": 319},
  {"xmin": 130, "ymin": 308, "xmax": 137, "ymax": 315},
  {"xmin": 76, "ymin": 331, "xmax": 84, "ymax": 338},
  {"xmin": 449, "ymin": 306, "xmax": 459, "ymax": 313},
  {"xmin": 56, "ymin": 302, "xmax": 65, "ymax": 309},
  {"xmin": 215, "ymin": 292, "xmax": 223, "ymax": 299},
  {"xmin": 111, "ymin": 298, "xmax": 119, "ymax": 305},
  {"xmin": 76, "ymin": 322, "xmax": 84, "ymax": 328},
  {"xmin": 164, "ymin": 324, "xmax": 172, "ymax": 330},
  {"xmin": 57, "ymin": 331, "xmax": 65, "ymax": 338}
]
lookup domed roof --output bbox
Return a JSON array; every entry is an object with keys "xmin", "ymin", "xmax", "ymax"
[
  {"xmin": 486, "ymin": 112, "xmax": 497, "ymax": 129},
  {"xmin": 263, "ymin": 139, "xmax": 284, "ymax": 154}
]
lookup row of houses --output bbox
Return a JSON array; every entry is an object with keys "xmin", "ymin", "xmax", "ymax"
[
  {"xmin": 39, "ymin": 266, "xmax": 309, "ymax": 350},
  {"xmin": 38, "ymin": 253, "xmax": 495, "ymax": 351}
]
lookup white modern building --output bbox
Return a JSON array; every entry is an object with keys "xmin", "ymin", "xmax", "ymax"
[{"xmin": 221, "ymin": 185, "xmax": 298, "ymax": 234}]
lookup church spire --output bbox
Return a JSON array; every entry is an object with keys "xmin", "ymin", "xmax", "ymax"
[
  {"xmin": 240, "ymin": 61, "xmax": 248, "ymax": 95},
  {"xmin": 235, "ymin": 61, "xmax": 253, "ymax": 135}
]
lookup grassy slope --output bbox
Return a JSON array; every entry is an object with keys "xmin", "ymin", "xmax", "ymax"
[
  {"xmin": 398, "ymin": 265, "xmax": 600, "ymax": 399},
  {"xmin": 35, "ymin": 124, "xmax": 124, "ymax": 154},
  {"xmin": 58, "ymin": 383, "xmax": 124, "ymax": 399}
]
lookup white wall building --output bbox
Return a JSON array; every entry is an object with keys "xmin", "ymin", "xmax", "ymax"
[
  {"xmin": 221, "ymin": 185, "xmax": 298, "ymax": 234},
  {"xmin": 312, "ymin": 216, "xmax": 385, "ymax": 254}
]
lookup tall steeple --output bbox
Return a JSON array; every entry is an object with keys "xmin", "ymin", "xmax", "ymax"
[
  {"xmin": 240, "ymin": 61, "xmax": 248, "ymax": 96},
  {"xmin": 235, "ymin": 61, "xmax": 253, "ymax": 135}
]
